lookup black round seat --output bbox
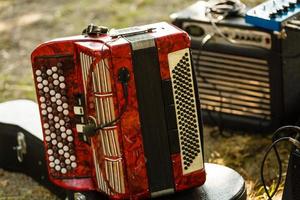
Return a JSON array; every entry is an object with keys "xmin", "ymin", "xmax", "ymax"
[{"xmin": 157, "ymin": 163, "xmax": 247, "ymax": 200}]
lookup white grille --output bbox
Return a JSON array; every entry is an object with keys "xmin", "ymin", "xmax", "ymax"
[{"xmin": 168, "ymin": 48, "xmax": 204, "ymax": 175}]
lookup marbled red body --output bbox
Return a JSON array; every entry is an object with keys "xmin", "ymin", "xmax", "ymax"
[{"xmin": 31, "ymin": 22, "xmax": 206, "ymax": 199}]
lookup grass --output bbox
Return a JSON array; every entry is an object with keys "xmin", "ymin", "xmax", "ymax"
[{"xmin": 0, "ymin": 0, "xmax": 290, "ymax": 199}]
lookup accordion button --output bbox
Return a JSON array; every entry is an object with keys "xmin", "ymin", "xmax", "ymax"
[
  {"xmin": 53, "ymin": 80, "xmax": 59, "ymax": 86},
  {"xmin": 65, "ymin": 159, "xmax": 71, "ymax": 164},
  {"xmin": 67, "ymin": 136, "xmax": 74, "ymax": 142},
  {"xmin": 47, "ymin": 107, "xmax": 53, "ymax": 113},
  {"xmin": 43, "ymin": 87, "xmax": 49, "ymax": 93},
  {"xmin": 45, "ymin": 129, "xmax": 51, "ymax": 135},
  {"xmin": 36, "ymin": 76, "xmax": 43, "ymax": 82},
  {"xmin": 49, "ymin": 162, "xmax": 55, "ymax": 168},
  {"xmin": 52, "ymin": 73, "xmax": 58, "ymax": 79},
  {"xmin": 54, "ymin": 159, "xmax": 60, "ymax": 165},
  {"xmin": 35, "ymin": 70, "xmax": 42, "ymax": 76},
  {"xmin": 37, "ymin": 83, "xmax": 43, "ymax": 89},
  {"xmin": 47, "ymin": 149, "xmax": 53, "ymax": 155},
  {"xmin": 52, "ymin": 66, "xmax": 58, "ymax": 72},
  {"xmin": 66, "ymin": 129, "xmax": 72, "ymax": 135},
  {"xmin": 61, "ymin": 133, "xmax": 67, "ymax": 139},
  {"xmin": 70, "ymin": 155, "xmax": 76, "ymax": 161},
  {"xmin": 50, "ymin": 90, "xmax": 55, "ymax": 96},
  {"xmin": 59, "ymin": 76, "xmax": 65, "ymax": 82},
  {"xmin": 47, "ymin": 69, "xmax": 53, "ymax": 76},
  {"xmin": 60, "ymin": 126, "xmax": 66, "ymax": 132},
  {"xmin": 57, "ymin": 106, "xmax": 63, "ymax": 112},
  {"xmin": 57, "ymin": 99, "xmax": 62, "ymax": 105},
  {"xmin": 59, "ymin": 83, "xmax": 66, "ymax": 89},
  {"xmin": 54, "ymin": 116, "xmax": 59, "ymax": 122},
  {"xmin": 49, "ymin": 156, "xmax": 55, "ymax": 162},
  {"xmin": 61, "ymin": 168, "xmax": 67, "ymax": 174},
  {"xmin": 42, "ymin": 80, "xmax": 48, "ymax": 86},
  {"xmin": 45, "ymin": 136, "xmax": 51, "ymax": 142},
  {"xmin": 43, "ymin": 123, "xmax": 49, "ymax": 129},
  {"xmin": 51, "ymin": 97, "xmax": 56, "ymax": 102},
  {"xmin": 64, "ymin": 152, "xmax": 70, "ymax": 158},
  {"xmin": 55, "ymin": 93, "xmax": 61, "ymax": 99},
  {"xmin": 48, "ymin": 113, "xmax": 54, "ymax": 119},
  {"xmin": 55, "ymin": 165, "xmax": 61, "ymax": 171},
  {"xmin": 71, "ymin": 162, "xmax": 77, "ymax": 168},
  {"xmin": 63, "ymin": 110, "xmax": 69, "ymax": 115},
  {"xmin": 58, "ymin": 149, "xmax": 64, "ymax": 155},
  {"xmin": 57, "ymin": 142, "xmax": 63, "ymax": 148},
  {"xmin": 50, "ymin": 133, "xmax": 56, "ymax": 139},
  {"xmin": 52, "ymin": 140, "xmax": 58, "ymax": 145}
]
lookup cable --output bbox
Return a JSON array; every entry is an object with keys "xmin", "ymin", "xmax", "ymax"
[{"xmin": 260, "ymin": 126, "xmax": 300, "ymax": 200}]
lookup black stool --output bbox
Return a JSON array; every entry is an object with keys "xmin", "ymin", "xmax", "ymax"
[{"xmin": 0, "ymin": 100, "xmax": 247, "ymax": 200}]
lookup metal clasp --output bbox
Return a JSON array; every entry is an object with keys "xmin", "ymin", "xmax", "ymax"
[{"xmin": 13, "ymin": 132, "xmax": 27, "ymax": 162}]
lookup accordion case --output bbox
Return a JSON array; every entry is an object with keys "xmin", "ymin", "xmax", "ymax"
[
  {"xmin": 31, "ymin": 22, "xmax": 205, "ymax": 199},
  {"xmin": 171, "ymin": 1, "xmax": 300, "ymax": 132}
]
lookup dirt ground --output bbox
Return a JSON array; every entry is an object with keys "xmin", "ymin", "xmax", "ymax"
[{"xmin": 0, "ymin": 0, "xmax": 290, "ymax": 199}]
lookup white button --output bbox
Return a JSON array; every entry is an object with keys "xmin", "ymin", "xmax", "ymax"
[
  {"xmin": 48, "ymin": 113, "xmax": 53, "ymax": 119},
  {"xmin": 42, "ymin": 80, "xmax": 48, "ymax": 86},
  {"xmin": 66, "ymin": 129, "xmax": 72, "ymax": 135},
  {"xmin": 70, "ymin": 155, "xmax": 76, "ymax": 161},
  {"xmin": 59, "ymin": 76, "xmax": 65, "ymax": 82},
  {"xmin": 47, "ymin": 107, "xmax": 53, "ymax": 113},
  {"xmin": 59, "ymin": 120, "xmax": 65, "ymax": 126},
  {"xmin": 54, "ymin": 116, "xmax": 59, "ymax": 122},
  {"xmin": 57, "ymin": 106, "xmax": 63, "ymax": 112},
  {"xmin": 57, "ymin": 142, "xmax": 63, "ymax": 148},
  {"xmin": 41, "ymin": 110, "xmax": 47, "ymax": 115},
  {"xmin": 67, "ymin": 136, "xmax": 73, "ymax": 142},
  {"xmin": 43, "ymin": 87, "xmax": 49, "ymax": 93},
  {"xmin": 36, "ymin": 77, "xmax": 43, "ymax": 82},
  {"xmin": 50, "ymin": 133, "xmax": 56, "ymax": 139},
  {"xmin": 63, "ymin": 146, "xmax": 69, "ymax": 151},
  {"xmin": 71, "ymin": 162, "xmax": 77, "ymax": 168},
  {"xmin": 58, "ymin": 149, "xmax": 64, "ymax": 155},
  {"xmin": 45, "ymin": 136, "xmax": 51, "ymax": 142},
  {"xmin": 39, "ymin": 96, "xmax": 46, "ymax": 102},
  {"xmin": 51, "ymin": 96, "xmax": 56, "ymax": 102},
  {"xmin": 48, "ymin": 156, "xmax": 55, "ymax": 162},
  {"xmin": 47, "ymin": 69, "xmax": 53, "ymax": 75},
  {"xmin": 52, "ymin": 66, "xmax": 58, "ymax": 72},
  {"xmin": 43, "ymin": 123, "xmax": 49, "ymax": 129},
  {"xmin": 62, "ymin": 103, "xmax": 68, "ymax": 109},
  {"xmin": 55, "ymin": 123, "xmax": 60, "ymax": 129},
  {"xmin": 60, "ymin": 126, "xmax": 66, "ymax": 132},
  {"xmin": 65, "ymin": 159, "xmax": 71, "ymax": 164},
  {"xmin": 52, "ymin": 140, "xmax": 57, "ymax": 145},
  {"xmin": 55, "ymin": 93, "xmax": 61, "ymax": 99},
  {"xmin": 61, "ymin": 132, "xmax": 67, "ymax": 139},
  {"xmin": 55, "ymin": 165, "xmax": 61, "ymax": 171},
  {"xmin": 60, "ymin": 83, "xmax": 66, "ymax": 89},
  {"xmin": 40, "ymin": 103, "xmax": 46, "ymax": 109},
  {"xmin": 35, "ymin": 70, "xmax": 42, "ymax": 76},
  {"xmin": 54, "ymin": 159, "xmax": 60, "ymax": 165},
  {"xmin": 56, "ymin": 99, "xmax": 62, "ymax": 105},
  {"xmin": 50, "ymin": 90, "xmax": 55, "ymax": 96},
  {"xmin": 45, "ymin": 129, "xmax": 51, "ymax": 135},
  {"xmin": 53, "ymin": 80, "xmax": 59, "ymax": 85},
  {"xmin": 47, "ymin": 149, "xmax": 53, "ymax": 155},
  {"xmin": 63, "ymin": 110, "xmax": 69, "ymax": 115},
  {"xmin": 61, "ymin": 168, "xmax": 67, "ymax": 174},
  {"xmin": 37, "ymin": 83, "xmax": 43, "ymax": 89},
  {"xmin": 49, "ymin": 162, "xmax": 55, "ymax": 168},
  {"xmin": 64, "ymin": 152, "xmax": 70, "ymax": 158}
]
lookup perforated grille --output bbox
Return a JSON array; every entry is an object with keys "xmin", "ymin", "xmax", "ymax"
[
  {"xmin": 192, "ymin": 50, "xmax": 271, "ymax": 120},
  {"xmin": 168, "ymin": 48, "xmax": 203, "ymax": 175}
]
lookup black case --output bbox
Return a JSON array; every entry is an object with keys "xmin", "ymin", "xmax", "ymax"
[
  {"xmin": 0, "ymin": 100, "xmax": 247, "ymax": 199},
  {"xmin": 0, "ymin": 100, "xmax": 66, "ymax": 199}
]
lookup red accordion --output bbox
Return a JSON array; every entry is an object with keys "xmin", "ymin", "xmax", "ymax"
[{"xmin": 31, "ymin": 22, "xmax": 206, "ymax": 199}]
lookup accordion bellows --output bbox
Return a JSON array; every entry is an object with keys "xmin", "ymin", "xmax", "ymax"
[{"xmin": 31, "ymin": 22, "xmax": 205, "ymax": 199}]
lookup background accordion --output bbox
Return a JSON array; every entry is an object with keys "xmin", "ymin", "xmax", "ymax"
[{"xmin": 31, "ymin": 22, "xmax": 205, "ymax": 199}]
